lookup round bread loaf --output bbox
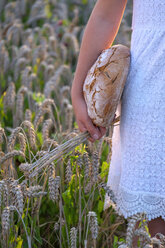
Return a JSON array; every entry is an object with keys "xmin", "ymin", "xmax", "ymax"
[{"xmin": 83, "ymin": 44, "xmax": 130, "ymax": 127}]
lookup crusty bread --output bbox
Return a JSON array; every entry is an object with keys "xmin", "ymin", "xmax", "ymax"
[{"xmin": 83, "ymin": 44, "xmax": 130, "ymax": 127}]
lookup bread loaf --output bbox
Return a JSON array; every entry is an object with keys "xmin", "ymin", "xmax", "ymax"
[{"xmin": 83, "ymin": 44, "xmax": 130, "ymax": 127}]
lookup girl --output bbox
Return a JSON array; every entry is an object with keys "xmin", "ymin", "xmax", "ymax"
[{"xmin": 71, "ymin": 0, "xmax": 165, "ymax": 241}]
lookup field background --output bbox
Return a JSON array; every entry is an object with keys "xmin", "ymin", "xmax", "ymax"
[{"xmin": 0, "ymin": 1, "xmax": 148, "ymax": 248}]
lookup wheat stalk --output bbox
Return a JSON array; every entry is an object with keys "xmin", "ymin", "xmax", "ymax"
[
  {"xmin": 45, "ymin": 64, "xmax": 55, "ymax": 82},
  {"xmin": 18, "ymin": 133, "xmax": 26, "ymax": 153},
  {"xmin": 7, "ymin": 127, "xmax": 22, "ymax": 152},
  {"xmin": 10, "ymin": 183, "xmax": 24, "ymax": 215},
  {"xmin": 14, "ymin": 58, "xmax": 27, "ymax": 81},
  {"xmin": 70, "ymin": 227, "xmax": 77, "ymax": 248},
  {"xmin": 19, "ymin": 45, "xmax": 32, "ymax": 62},
  {"xmin": 2, "ymin": 206, "xmax": 11, "ymax": 233},
  {"xmin": 29, "ymin": 131, "xmax": 90, "ymax": 178},
  {"xmin": 126, "ymin": 213, "xmax": 147, "ymax": 248},
  {"xmin": 65, "ymin": 104, "xmax": 73, "ymax": 131},
  {"xmin": 85, "ymin": 211, "xmax": 98, "ymax": 248},
  {"xmin": 21, "ymin": 66, "xmax": 32, "ymax": 88},
  {"xmin": 0, "ymin": 180, "xmax": 4, "ymax": 206},
  {"xmin": 0, "ymin": 127, "xmax": 6, "ymax": 148},
  {"xmin": 83, "ymin": 151, "xmax": 91, "ymax": 183},
  {"xmin": 21, "ymin": 120, "xmax": 36, "ymax": 150},
  {"xmin": 91, "ymin": 151, "xmax": 99, "ymax": 182},
  {"xmin": 25, "ymin": 109, "xmax": 32, "ymax": 122},
  {"xmin": 43, "ymin": 138, "xmax": 58, "ymax": 150},
  {"xmin": 42, "ymin": 118, "xmax": 53, "ymax": 141},
  {"xmin": 3, "ymin": 82, "xmax": 16, "ymax": 112},
  {"xmin": 48, "ymin": 163, "xmax": 56, "ymax": 202},
  {"xmin": 0, "ymin": 150, "xmax": 25, "ymax": 165},
  {"xmin": 34, "ymin": 99, "xmax": 57, "ymax": 130},
  {"xmin": 15, "ymin": 86, "xmax": 28, "ymax": 125},
  {"xmin": 2, "ymin": 205, "xmax": 31, "ymax": 248},
  {"xmin": 65, "ymin": 158, "xmax": 72, "ymax": 184}
]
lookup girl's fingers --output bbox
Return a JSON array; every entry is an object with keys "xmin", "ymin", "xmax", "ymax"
[
  {"xmin": 77, "ymin": 118, "xmax": 107, "ymax": 142},
  {"xmin": 85, "ymin": 118, "xmax": 101, "ymax": 140},
  {"xmin": 88, "ymin": 137, "xmax": 95, "ymax": 143},
  {"xmin": 77, "ymin": 119, "xmax": 98, "ymax": 142},
  {"xmin": 77, "ymin": 120, "xmax": 87, "ymax": 133},
  {"xmin": 99, "ymin": 126, "xmax": 106, "ymax": 137}
]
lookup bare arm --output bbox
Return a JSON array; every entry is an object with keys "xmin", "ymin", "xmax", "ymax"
[{"xmin": 71, "ymin": 0, "xmax": 127, "ymax": 142}]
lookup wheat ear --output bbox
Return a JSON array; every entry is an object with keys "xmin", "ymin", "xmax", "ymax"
[
  {"xmin": 65, "ymin": 158, "xmax": 72, "ymax": 184},
  {"xmin": 70, "ymin": 227, "xmax": 77, "ymax": 248},
  {"xmin": 18, "ymin": 133, "xmax": 26, "ymax": 153},
  {"xmin": 0, "ymin": 127, "xmax": 6, "ymax": 148},
  {"xmin": 126, "ymin": 213, "xmax": 145, "ymax": 248},
  {"xmin": 0, "ymin": 150, "xmax": 25, "ymax": 165},
  {"xmin": 42, "ymin": 118, "xmax": 53, "ymax": 141},
  {"xmin": 25, "ymin": 109, "xmax": 32, "ymax": 122},
  {"xmin": 2, "ymin": 205, "xmax": 31, "ymax": 248},
  {"xmin": 7, "ymin": 127, "xmax": 22, "ymax": 152},
  {"xmin": 21, "ymin": 120, "xmax": 36, "ymax": 150}
]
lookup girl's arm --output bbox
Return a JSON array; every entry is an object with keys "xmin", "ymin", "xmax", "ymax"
[{"xmin": 71, "ymin": 0, "xmax": 127, "ymax": 142}]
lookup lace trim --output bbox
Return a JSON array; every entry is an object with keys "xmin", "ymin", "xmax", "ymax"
[{"xmin": 104, "ymin": 186, "xmax": 165, "ymax": 221}]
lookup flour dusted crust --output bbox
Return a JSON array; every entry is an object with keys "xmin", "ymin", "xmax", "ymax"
[{"xmin": 83, "ymin": 44, "xmax": 130, "ymax": 127}]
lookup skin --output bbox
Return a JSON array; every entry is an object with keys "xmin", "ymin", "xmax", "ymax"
[
  {"xmin": 71, "ymin": 0, "xmax": 165, "ymax": 241},
  {"xmin": 71, "ymin": 0, "xmax": 127, "ymax": 142}
]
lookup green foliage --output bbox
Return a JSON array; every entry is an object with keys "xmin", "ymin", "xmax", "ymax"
[
  {"xmin": 44, "ymin": 4, "xmax": 52, "ymax": 19},
  {"xmin": 15, "ymin": 237, "xmax": 23, "ymax": 248},
  {"xmin": 82, "ymin": 0, "xmax": 88, "ymax": 4},
  {"xmin": 100, "ymin": 161, "xmax": 109, "ymax": 180},
  {"xmin": 32, "ymin": 92, "xmax": 45, "ymax": 104},
  {"xmin": 113, "ymin": 235, "xmax": 125, "ymax": 248}
]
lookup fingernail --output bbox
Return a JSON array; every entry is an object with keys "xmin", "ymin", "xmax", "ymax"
[{"xmin": 93, "ymin": 134, "xmax": 99, "ymax": 140}]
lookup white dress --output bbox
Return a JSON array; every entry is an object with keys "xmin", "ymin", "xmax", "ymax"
[{"xmin": 104, "ymin": 0, "xmax": 165, "ymax": 221}]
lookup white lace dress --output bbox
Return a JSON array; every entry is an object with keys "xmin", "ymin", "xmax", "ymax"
[{"xmin": 104, "ymin": 0, "xmax": 165, "ymax": 221}]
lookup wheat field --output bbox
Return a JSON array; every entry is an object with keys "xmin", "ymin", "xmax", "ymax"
[{"xmin": 0, "ymin": 0, "xmax": 164, "ymax": 247}]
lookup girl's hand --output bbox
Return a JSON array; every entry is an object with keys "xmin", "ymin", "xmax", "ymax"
[{"xmin": 71, "ymin": 92, "xmax": 106, "ymax": 143}]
